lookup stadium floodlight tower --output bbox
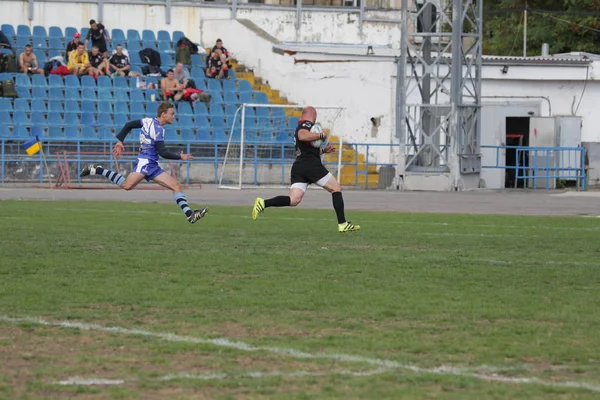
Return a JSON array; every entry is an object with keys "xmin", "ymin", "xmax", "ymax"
[{"xmin": 396, "ymin": 0, "xmax": 483, "ymax": 190}]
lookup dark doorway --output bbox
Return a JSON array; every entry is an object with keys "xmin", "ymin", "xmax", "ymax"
[{"xmin": 505, "ymin": 117, "xmax": 530, "ymax": 188}]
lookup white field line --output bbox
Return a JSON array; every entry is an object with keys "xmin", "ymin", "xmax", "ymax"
[
  {"xmin": 41, "ymin": 206, "xmax": 600, "ymax": 232},
  {"xmin": 56, "ymin": 368, "xmax": 390, "ymax": 386},
  {"xmin": 2, "ymin": 315, "xmax": 599, "ymax": 393}
]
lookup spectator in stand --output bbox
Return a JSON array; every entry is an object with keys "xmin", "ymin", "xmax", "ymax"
[
  {"xmin": 174, "ymin": 62, "xmax": 190, "ymax": 87},
  {"xmin": 0, "ymin": 30, "xmax": 11, "ymax": 50},
  {"xmin": 19, "ymin": 44, "xmax": 45, "ymax": 75},
  {"xmin": 205, "ymin": 50, "xmax": 227, "ymax": 79},
  {"xmin": 108, "ymin": 44, "xmax": 139, "ymax": 77},
  {"xmin": 161, "ymin": 69, "xmax": 185, "ymax": 102},
  {"xmin": 67, "ymin": 43, "xmax": 89, "ymax": 76},
  {"xmin": 65, "ymin": 33, "xmax": 82, "ymax": 63},
  {"xmin": 85, "ymin": 19, "xmax": 110, "ymax": 58},
  {"xmin": 212, "ymin": 39, "xmax": 231, "ymax": 65},
  {"xmin": 87, "ymin": 45, "xmax": 108, "ymax": 78}
]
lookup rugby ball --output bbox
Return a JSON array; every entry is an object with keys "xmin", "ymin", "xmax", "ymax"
[{"xmin": 310, "ymin": 123, "xmax": 324, "ymax": 148}]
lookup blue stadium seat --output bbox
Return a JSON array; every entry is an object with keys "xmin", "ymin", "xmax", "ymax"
[
  {"xmin": 31, "ymin": 111, "xmax": 47, "ymax": 126},
  {"xmin": 48, "ymin": 126, "xmax": 64, "ymax": 138},
  {"xmin": 48, "ymin": 112, "xmax": 65, "ymax": 126},
  {"xmin": 129, "ymin": 52, "xmax": 141, "ymax": 65},
  {"xmin": 228, "ymin": 70, "xmax": 236, "ymax": 80},
  {"xmin": 48, "ymin": 100, "xmax": 64, "ymax": 113},
  {"xmin": 194, "ymin": 102, "xmax": 208, "ymax": 116},
  {"xmin": 210, "ymin": 92, "xmax": 224, "ymax": 105},
  {"xmin": 191, "ymin": 67, "xmax": 205, "ymax": 81},
  {"xmin": 178, "ymin": 115, "xmax": 194, "ymax": 129},
  {"xmin": 160, "ymin": 52, "xmax": 174, "ymax": 66},
  {"xmin": 142, "ymin": 40, "xmax": 156, "ymax": 51},
  {"xmin": 14, "ymin": 111, "xmax": 30, "ymax": 125},
  {"xmin": 223, "ymin": 80, "xmax": 237, "ymax": 93},
  {"xmin": 224, "ymin": 92, "xmax": 238, "ymax": 105},
  {"xmin": 48, "ymin": 74, "xmax": 64, "ymax": 87},
  {"xmin": 256, "ymin": 107, "xmax": 270, "ymax": 118},
  {"xmin": 240, "ymin": 92, "xmax": 253, "ymax": 103},
  {"xmin": 49, "ymin": 37, "xmax": 63, "ymax": 50},
  {"xmin": 113, "ymin": 101, "xmax": 129, "ymax": 115},
  {"xmin": 0, "ymin": 98, "xmax": 12, "ymax": 112},
  {"xmin": 289, "ymin": 117, "xmax": 299, "ymax": 127},
  {"xmin": 130, "ymin": 89, "xmax": 144, "ymax": 103},
  {"xmin": 111, "ymin": 29, "xmax": 126, "ymax": 44},
  {"xmin": 81, "ymin": 75, "xmax": 96, "ymax": 88},
  {"xmin": 82, "ymin": 100, "xmax": 97, "ymax": 113},
  {"xmin": 64, "ymin": 112, "xmax": 80, "ymax": 126},
  {"xmin": 177, "ymin": 102, "xmax": 193, "ymax": 116},
  {"xmin": 16, "ymin": 74, "xmax": 31, "ymax": 88},
  {"xmin": 81, "ymin": 87, "xmax": 97, "ymax": 101},
  {"xmin": 114, "ymin": 113, "xmax": 129, "ymax": 127},
  {"xmin": 65, "ymin": 126, "xmax": 80, "ymax": 138},
  {"xmin": 1, "ymin": 24, "xmax": 16, "ymax": 38},
  {"xmin": 80, "ymin": 28, "xmax": 89, "ymax": 42},
  {"xmin": 99, "ymin": 114, "xmax": 113, "ymax": 127},
  {"xmin": 180, "ymin": 129, "xmax": 195, "ymax": 141},
  {"xmin": 127, "ymin": 29, "xmax": 141, "ymax": 43},
  {"xmin": 195, "ymin": 116, "xmax": 209, "ymax": 128},
  {"xmin": 211, "ymin": 116, "xmax": 226, "ymax": 129},
  {"xmin": 238, "ymin": 80, "xmax": 252, "ymax": 93},
  {"xmin": 172, "ymin": 31, "xmax": 185, "ymax": 44},
  {"xmin": 225, "ymin": 104, "xmax": 238, "ymax": 117},
  {"xmin": 98, "ymin": 101, "xmax": 113, "ymax": 114},
  {"xmin": 0, "ymin": 48, "xmax": 12, "ymax": 55},
  {"xmin": 127, "ymin": 40, "xmax": 141, "ymax": 52},
  {"xmin": 0, "ymin": 111, "xmax": 11, "ymax": 124},
  {"xmin": 191, "ymin": 54, "xmax": 202, "ymax": 66},
  {"xmin": 244, "ymin": 107, "xmax": 255, "ymax": 118},
  {"xmin": 65, "ymin": 75, "xmax": 80, "ymax": 88},
  {"xmin": 33, "ymin": 26, "xmax": 48, "ymax": 39},
  {"xmin": 81, "ymin": 113, "xmax": 98, "ymax": 129},
  {"xmin": 130, "ymin": 102, "xmax": 145, "ymax": 115},
  {"xmin": 17, "ymin": 25, "xmax": 32, "ymax": 37},
  {"xmin": 211, "ymin": 105, "xmax": 225, "ymax": 118},
  {"xmin": 272, "ymin": 108, "xmax": 285, "ymax": 118},
  {"xmin": 65, "ymin": 27, "xmax": 78, "ymax": 39},
  {"xmin": 49, "ymin": 87, "xmax": 64, "ymax": 101},
  {"xmin": 208, "ymin": 79, "xmax": 222, "ymax": 93},
  {"xmin": 158, "ymin": 41, "xmax": 172, "ymax": 52},
  {"xmin": 33, "ymin": 37, "xmax": 48, "ymax": 50},
  {"xmin": 244, "ymin": 118, "xmax": 258, "ymax": 130},
  {"xmin": 99, "ymin": 126, "xmax": 114, "ymax": 139},
  {"xmin": 142, "ymin": 30, "xmax": 156, "ymax": 42},
  {"xmin": 31, "ymin": 99, "xmax": 47, "ymax": 112},
  {"xmin": 157, "ymin": 30, "xmax": 171, "ymax": 42},
  {"xmin": 15, "ymin": 126, "xmax": 31, "ymax": 138},
  {"xmin": 114, "ymin": 76, "xmax": 128, "ymax": 88},
  {"xmin": 146, "ymin": 101, "xmax": 158, "ymax": 116},
  {"xmin": 65, "ymin": 100, "xmax": 81, "ymax": 113},
  {"xmin": 114, "ymin": 90, "xmax": 129, "ymax": 102},
  {"xmin": 196, "ymin": 129, "xmax": 210, "ymax": 141},
  {"xmin": 255, "ymin": 92, "xmax": 269, "ymax": 104},
  {"xmin": 14, "ymin": 98, "xmax": 30, "ymax": 112},
  {"xmin": 98, "ymin": 76, "xmax": 112, "ymax": 88},
  {"xmin": 48, "ymin": 26, "xmax": 63, "ymax": 38},
  {"xmin": 33, "ymin": 50, "xmax": 47, "ymax": 64},
  {"xmin": 66, "ymin": 88, "xmax": 80, "ymax": 100},
  {"xmin": 213, "ymin": 129, "xmax": 228, "ymax": 143},
  {"xmin": 47, "ymin": 49, "xmax": 61, "ymax": 59},
  {"xmin": 32, "ymin": 75, "xmax": 47, "ymax": 91},
  {"xmin": 194, "ymin": 78, "xmax": 206, "ymax": 91},
  {"xmin": 98, "ymin": 87, "xmax": 113, "ymax": 101},
  {"xmin": 17, "ymin": 36, "xmax": 31, "ymax": 48},
  {"xmin": 0, "ymin": 125, "xmax": 10, "ymax": 138}
]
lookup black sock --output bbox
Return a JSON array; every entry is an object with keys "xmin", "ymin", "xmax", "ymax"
[
  {"xmin": 332, "ymin": 191, "xmax": 346, "ymax": 224},
  {"xmin": 265, "ymin": 196, "xmax": 291, "ymax": 208}
]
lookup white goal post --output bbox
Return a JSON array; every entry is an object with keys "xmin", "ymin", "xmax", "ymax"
[{"xmin": 218, "ymin": 103, "xmax": 346, "ymax": 190}]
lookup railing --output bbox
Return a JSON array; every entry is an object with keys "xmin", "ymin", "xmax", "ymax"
[
  {"xmin": 481, "ymin": 145, "xmax": 586, "ymax": 190},
  {"xmin": 0, "ymin": 138, "xmax": 397, "ymax": 189}
]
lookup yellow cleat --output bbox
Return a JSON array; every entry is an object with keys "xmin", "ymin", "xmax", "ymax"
[
  {"xmin": 338, "ymin": 221, "xmax": 360, "ymax": 233},
  {"xmin": 252, "ymin": 197, "xmax": 265, "ymax": 220}
]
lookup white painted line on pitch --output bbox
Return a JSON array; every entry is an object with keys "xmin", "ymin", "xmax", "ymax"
[
  {"xmin": 56, "ymin": 368, "xmax": 390, "ymax": 386},
  {"xmin": 2, "ymin": 315, "xmax": 599, "ymax": 393}
]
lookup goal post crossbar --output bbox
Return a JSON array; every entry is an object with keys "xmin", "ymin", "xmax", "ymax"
[{"xmin": 218, "ymin": 103, "xmax": 345, "ymax": 190}]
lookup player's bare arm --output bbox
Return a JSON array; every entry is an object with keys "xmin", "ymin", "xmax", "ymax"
[{"xmin": 297, "ymin": 128, "xmax": 326, "ymax": 142}]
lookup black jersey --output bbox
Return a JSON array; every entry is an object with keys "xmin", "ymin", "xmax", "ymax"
[
  {"xmin": 294, "ymin": 120, "xmax": 320, "ymax": 162},
  {"xmin": 88, "ymin": 52, "xmax": 104, "ymax": 68}
]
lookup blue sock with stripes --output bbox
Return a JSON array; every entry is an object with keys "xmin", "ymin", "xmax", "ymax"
[
  {"xmin": 174, "ymin": 192, "xmax": 193, "ymax": 219},
  {"xmin": 96, "ymin": 167, "xmax": 125, "ymax": 187}
]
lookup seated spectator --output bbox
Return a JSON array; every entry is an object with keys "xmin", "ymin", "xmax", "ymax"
[
  {"xmin": 85, "ymin": 19, "xmax": 110, "ymax": 58},
  {"xmin": 19, "ymin": 44, "xmax": 45, "ymax": 75},
  {"xmin": 205, "ymin": 50, "xmax": 228, "ymax": 79},
  {"xmin": 174, "ymin": 62, "xmax": 190, "ymax": 87},
  {"xmin": 161, "ymin": 69, "xmax": 185, "ymax": 101},
  {"xmin": 87, "ymin": 45, "xmax": 108, "ymax": 78},
  {"xmin": 108, "ymin": 45, "xmax": 139, "ymax": 77},
  {"xmin": 212, "ymin": 39, "xmax": 231, "ymax": 65},
  {"xmin": 65, "ymin": 33, "xmax": 81, "ymax": 63},
  {"xmin": 68, "ymin": 43, "xmax": 89, "ymax": 76}
]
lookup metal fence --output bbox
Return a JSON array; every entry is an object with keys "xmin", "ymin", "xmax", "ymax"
[{"xmin": 481, "ymin": 145, "xmax": 587, "ymax": 190}]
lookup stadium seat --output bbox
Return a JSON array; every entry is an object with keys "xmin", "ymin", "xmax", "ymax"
[
  {"xmin": 0, "ymin": 111, "xmax": 11, "ymax": 124},
  {"xmin": 142, "ymin": 40, "xmax": 157, "ymax": 51},
  {"xmin": 31, "ymin": 111, "xmax": 47, "ymax": 126},
  {"xmin": 80, "ymin": 28, "xmax": 89, "ymax": 42},
  {"xmin": 194, "ymin": 102, "xmax": 208, "ymax": 116},
  {"xmin": 178, "ymin": 115, "xmax": 194, "ymax": 129},
  {"xmin": 114, "ymin": 102, "xmax": 129, "ymax": 115},
  {"xmin": 191, "ymin": 54, "xmax": 202, "ymax": 66},
  {"xmin": 114, "ymin": 76, "xmax": 128, "ymax": 89},
  {"xmin": 114, "ymin": 90, "xmax": 129, "ymax": 102},
  {"xmin": 82, "ymin": 100, "xmax": 97, "ymax": 113},
  {"xmin": 225, "ymin": 104, "xmax": 238, "ymax": 117},
  {"xmin": 194, "ymin": 78, "xmax": 206, "ymax": 91},
  {"xmin": 238, "ymin": 80, "xmax": 252, "ymax": 93},
  {"xmin": 289, "ymin": 117, "xmax": 299, "ymax": 127},
  {"xmin": 195, "ymin": 116, "xmax": 209, "ymax": 129},
  {"xmin": 64, "ymin": 27, "xmax": 78, "ymax": 39},
  {"xmin": 17, "ymin": 36, "xmax": 31, "ymax": 48},
  {"xmin": 129, "ymin": 90, "xmax": 144, "ymax": 104},
  {"xmin": 177, "ymin": 102, "xmax": 193, "ymax": 116},
  {"xmin": 64, "ymin": 112, "xmax": 80, "ymax": 126},
  {"xmin": 224, "ymin": 92, "xmax": 238, "ymax": 105},
  {"xmin": 65, "ymin": 126, "xmax": 80, "ymax": 138},
  {"xmin": 14, "ymin": 111, "xmax": 30, "ymax": 125},
  {"xmin": 98, "ymin": 87, "xmax": 113, "ymax": 101},
  {"xmin": 272, "ymin": 108, "xmax": 285, "ymax": 118},
  {"xmin": 146, "ymin": 101, "xmax": 157, "ymax": 116},
  {"xmin": 213, "ymin": 129, "xmax": 228, "ymax": 143},
  {"xmin": 240, "ymin": 92, "xmax": 253, "ymax": 104},
  {"xmin": 160, "ymin": 52, "xmax": 174, "ymax": 66},
  {"xmin": 81, "ymin": 75, "xmax": 96, "ymax": 88},
  {"xmin": 142, "ymin": 29, "xmax": 156, "ymax": 42},
  {"xmin": 48, "ymin": 26, "xmax": 63, "ymax": 38},
  {"xmin": 158, "ymin": 41, "xmax": 172, "ymax": 53},
  {"xmin": 65, "ymin": 75, "xmax": 80, "ymax": 88},
  {"xmin": 211, "ymin": 116, "xmax": 226, "ymax": 129},
  {"xmin": 127, "ymin": 29, "xmax": 141, "ymax": 43},
  {"xmin": 49, "ymin": 87, "xmax": 64, "ymax": 101},
  {"xmin": 48, "ymin": 74, "xmax": 64, "ymax": 87},
  {"xmin": 114, "ymin": 113, "xmax": 129, "ymax": 127},
  {"xmin": 65, "ymin": 100, "xmax": 81, "ymax": 113},
  {"xmin": 228, "ymin": 70, "xmax": 237, "ymax": 80},
  {"xmin": 275, "ymin": 131, "xmax": 290, "ymax": 143},
  {"xmin": 180, "ymin": 129, "xmax": 195, "ymax": 141},
  {"xmin": 31, "ymin": 74, "xmax": 47, "ymax": 89},
  {"xmin": 48, "ymin": 112, "xmax": 64, "ymax": 127},
  {"xmin": 14, "ymin": 126, "xmax": 30, "ymax": 138},
  {"xmin": 0, "ymin": 98, "xmax": 12, "ymax": 112},
  {"xmin": 196, "ymin": 129, "xmax": 210, "ymax": 141},
  {"xmin": 99, "ymin": 126, "xmax": 114, "ymax": 139},
  {"xmin": 16, "ymin": 74, "xmax": 31, "ymax": 88},
  {"xmin": 98, "ymin": 76, "xmax": 112, "ymax": 88},
  {"xmin": 111, "ymin": 29, "xmax": 126, "ymax": 44},
  {"xmin": 98, "ymin": 101, "xmax": 113, "ymax": 114},
  {"xmin": 48, "ymin": 126, "xmax": 64, "ymax": 138},
  {"xmin": 33, "ymin": 37, "xmax": 48, "ymax": 51},
  {"xmin": 32, "ymin": 26, "xmax": 48, "ymax": 38},
  {"xmin": 100, "ymin": 115, "xmax": 114, "ymax": 128},
  {"xmin": 129, "ymin": 52, "xmax": 141, "ymax": 65},
  {"xmin": 191, "ymin": 67, "xmax": 205, "ymax": 81},
  {"xmin": 1, "ymin": 24, "xmax": 16, "ymax": 38},
  {"xmin": 65, "ymin": 88, "xmax": 80, "ymax": 100},
  {"xmin": 14, "ymin": 98, "xmax": 30, "ymax": 112},
  {"xmin": 17, "ymin": 25, "xmax": 32, "ymax": 37},
  {"xmin": 48, "ymin": 100, "xmax": 64, "ymax": 113},
  {"xmin": 0, "ymin": 125, "xmax": 10, "ymax": 138},
  {"xmin": 172, "ymin": 31, "xmax": 184, "ymax": 44},
  {"xmin": 127, "ymin": 40, "xmax": 141, "ymax": 52},
  {"xmin": 131, "ymin": 102, "xmax": 145, "ymax": 115},
  {"xmin": 31, "ymin": 99, "xmax": 47, "ymax": 112},
  {"xmin": 255, "ymin": 92, "xmax": 269, "ymax": 104},
  {"xmin": 49, "ymin": 37, "xmax": 63, "ymax": 50},
  {"xmin": 223, "ymin": 80, "xmax": 237, "ymax": 93},
  {"xmin": 210, "ymin": 92, "xmax": 224, "ymax": 105},
  {"xmin": 208, "ymin": 79, "xmax": 222, "ymax": 93},
  {"xmin": 157, "ymin": 30, "xmax": 171, "ymax": 42},
  {"xmin": 34, "ymin": 50, "xmax": 47, "ymax": 64},
  {"xmin": 81, "ymin": 112, "xmax": 98, "ymax": 127}
]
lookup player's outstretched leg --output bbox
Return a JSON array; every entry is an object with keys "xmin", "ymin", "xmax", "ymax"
[
  {"xmin": 153, "ymin": 172, "xmax": 208, "ymax": 224},
  {"xmin": 321, "ymin": 175, "xmax": 360, "ymax": 233},
  {"xmin": 80, "ymin": 164, "xmax": 125, "ymax": 187},
  {"xmin": 252, "ymin": 188, "xmax": 304, "ymax": 220}
]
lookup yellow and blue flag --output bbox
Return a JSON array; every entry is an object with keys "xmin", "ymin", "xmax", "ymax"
[{"xmin": 22, "ymin": 136, "xmax": 42, "ymax": 156}]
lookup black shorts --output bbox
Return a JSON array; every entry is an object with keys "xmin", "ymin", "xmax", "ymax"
[
  {"xmin": 290, "ymin": 160, "xmax": 330, "ymax": 187},
  {"xmin": 94, "ymin": 41, "xmax": 108, "ymax": 54}
]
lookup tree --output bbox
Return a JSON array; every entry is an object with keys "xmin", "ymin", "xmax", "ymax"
[{"xmin": 483, "ymin": 0, "xmax": 600, "ymax": 56}]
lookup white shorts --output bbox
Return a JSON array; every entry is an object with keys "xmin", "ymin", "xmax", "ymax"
[{"xmin": 290, "ymin": 172, "xmax": 333, "ymax": 192}]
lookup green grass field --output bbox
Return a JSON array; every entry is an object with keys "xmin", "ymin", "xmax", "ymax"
[{"xmin": 1, "ymin": 199, "xmax": 600, "ymax": 399}]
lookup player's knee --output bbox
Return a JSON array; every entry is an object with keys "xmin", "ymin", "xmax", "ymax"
[
  {"xmin": 171, "ymin": 182, "xmax": 182, "ymax": 193},
  {"xmin": 122, "ymin": 182, "xmax": 135, "ymax": 191},
  {"xmin": 289, "ymin": 195, "xmax": 303, "ymax": 207}
]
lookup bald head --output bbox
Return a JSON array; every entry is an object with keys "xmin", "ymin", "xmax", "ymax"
[{"xmin": 301, "ymin": 106, "xmax": 317, "ymax": 123}]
